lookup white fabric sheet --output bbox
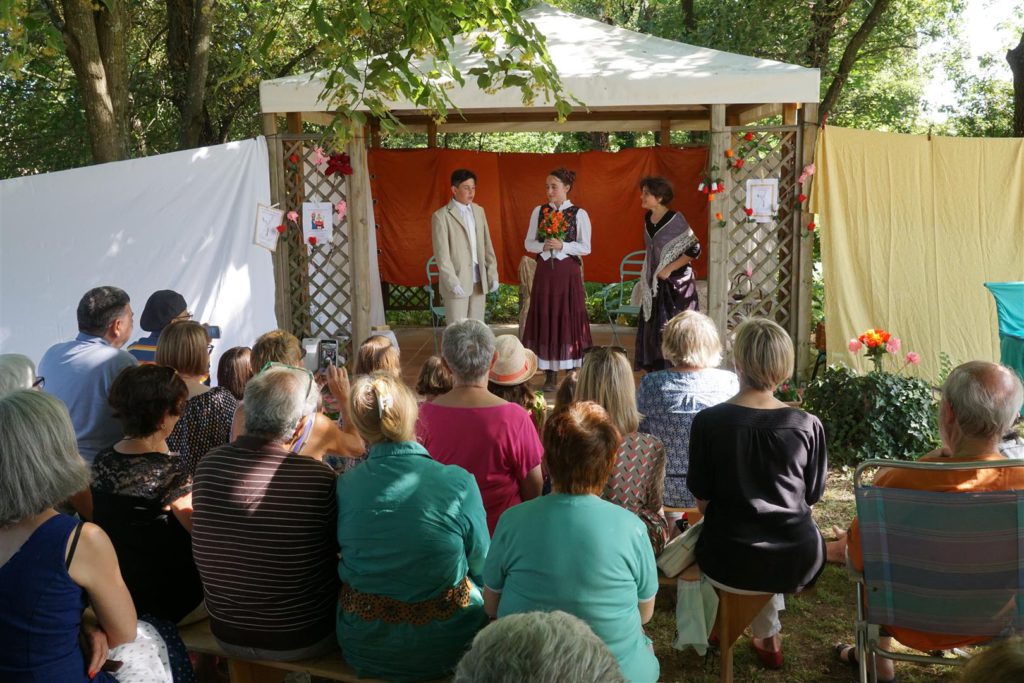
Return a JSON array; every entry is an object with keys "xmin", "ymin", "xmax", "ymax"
[{"xmin": 0, "ymin": 138, "xmax": 278, "ymax": 374}]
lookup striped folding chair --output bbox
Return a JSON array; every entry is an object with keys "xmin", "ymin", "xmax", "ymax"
[{"xmin": 851, "ymin": 459, "xmax": 1024, "ymax": 683}]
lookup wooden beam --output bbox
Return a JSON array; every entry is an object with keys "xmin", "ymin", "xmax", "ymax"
[
  {"xmin": 660, "ymin": 119, "xmax": 671, "ymax": 147},
  {"xmin": 394, "ymin": 109, "xmax": 709, "ymax": 126},
  {"xmin": 286, "ymin": 112, "xmax": 302, "ymax": 134},
  {"xmin": 261, "ymin": 114, "xmax": 277, "ymax": 136},
  {"xmin": 426, "ymin": 121, "xmax": 438, "ymax": 148},
  {"xmin": 707, "ymin": 104, "xmax": 730, "ymax": 349},
  {"xmin": 795, "ymin": 102, "xmax": 820, "ymax": 380},
  {"xmin": 348, "ymin": 126, "xmax": 372, "ymax": 349},
  {"xmin": 263, "ymin": 125, "xmax": 292, "ymax": 331},
  {"xmin": 783, "ymin": 103, "xmax": 798, "ymax": 125}
]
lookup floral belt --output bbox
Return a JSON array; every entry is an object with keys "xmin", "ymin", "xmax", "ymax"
[{"xmin": 340, "ymin": 577, "xmax": 473, "ymax": 626}]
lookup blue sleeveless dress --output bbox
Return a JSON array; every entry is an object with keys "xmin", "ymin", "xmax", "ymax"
[{"xmin": 0, "ymin": 514, "xmax": 116, "ymax": 682}]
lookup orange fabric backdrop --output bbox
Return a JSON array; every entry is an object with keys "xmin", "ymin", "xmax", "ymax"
[{"xmin": 369, "ymin": 146, "xmax": 709, "ymax": 286}]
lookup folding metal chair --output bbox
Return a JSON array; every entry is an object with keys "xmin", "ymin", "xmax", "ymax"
[
  {"xmin": 596, "ymin": 250, "xmax": 645, "ymax": 345},
  {"xmin": 424, "ymin": 256, "xmax": 446, "ymax": 352}
]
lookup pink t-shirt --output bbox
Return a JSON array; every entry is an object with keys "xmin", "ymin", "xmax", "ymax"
[{"xmin": 417, "ymin": 402, "xmax": 543, "ymax": 534}]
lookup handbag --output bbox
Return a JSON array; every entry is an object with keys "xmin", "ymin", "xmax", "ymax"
[{"xmin": 656, "ymin": 518, "xmax": 703, "ymax": 578}]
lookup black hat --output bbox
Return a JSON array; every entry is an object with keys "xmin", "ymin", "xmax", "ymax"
[{"xmin": 140, "ymin": 290, "xmax": 188, "ymax": 333}]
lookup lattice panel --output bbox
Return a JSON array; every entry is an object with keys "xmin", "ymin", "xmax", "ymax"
[
  {"xmin": 383, "ymin": 283, "xmax": 430, "ymax": 311},
  {"xmin": 722, "ymin": 128, "xmax": 801, "ymax": 338},
  {"xmin": 280, "ymin": 137, "xmax": 353, "ymax": 340}
]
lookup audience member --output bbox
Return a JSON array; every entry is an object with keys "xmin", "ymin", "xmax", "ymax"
[
  {"xmin": 637, "ymin": 310, "xmax": 737, "ymax": 511},
  {"xmin": 157, "ymin": 321, "xmax": 237, "ymax": 473},
  {"xmin": 0, "ymin": 390, "xmax": 170, "ymax": 681},
  {"xmin": 336, "ymin": 373, "xmax": 489, "ymax": 680},
  {"xmin": 91, "ymin": 365, "xmax": 203, "ymax": 624},
  {"xmin": 38, "ymin": 286, "xmax": 137, "ymax": 465},
  {"xmin": 552, "ymin": 369, "xmax": 577, "ymax": 415},
  {"xmin": 454, "ymin": 611, "xmax": 626, "ymax": 683},
  {"xmin": 191, "ymin": 365, "xmax": 340, "ymax": 661},
  {"xmin": 216, "ymin": 346, "xmax": 253, "ymax": 401},
  {"xmin": 417, "ymin": 320, "xmax": 544, "ymax": 534},
  {"xmin": 232, "ymin": 329, "xmax": 363, "ymax": 461},
  {"xmin": 415, "ymin": 355, "xmax": 453, "ymax": 401},
  {"xmin": 484, "ymin": 402, "xmax": 660, "ymax": 683},
  {"xmin": 576, "ymin": 346, "xmax": 669, "ymax": 554},
  {"xmin": 353, "ymin": 334, "xmax": 401, "ymax": 378},
  {"xmin": 0, "ymin": 353, "xmax": 40, "ymax": 395},
  {"xmin": 959, "ymin": 637, "xmax": 1024, "ymax": 682},
  {"xmin": 126, "ymin": 290, "xmax": 190, "ymax": 364},
  {"xmin": 830, "ymin": 361, "xmax": 1024, "ymax": 682},
  {"xmin": 687, "ymin": 318, "xmax": 827, "ymax": 670},
  {"xmin": 488, "ymin": 335, "xmax": 545, "ymax": 433}
]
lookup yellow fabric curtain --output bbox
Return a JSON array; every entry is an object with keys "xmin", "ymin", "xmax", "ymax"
[{"xmin": 812, "ymin": 127, "xmax": 1024, "ymax": 380}]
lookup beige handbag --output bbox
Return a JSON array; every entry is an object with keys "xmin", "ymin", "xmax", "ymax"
[{"xmin": 656, "ymin": 518, "xmax": 703, "ymax": 577}]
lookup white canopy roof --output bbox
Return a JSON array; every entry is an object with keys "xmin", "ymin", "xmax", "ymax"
[{"xmin": 260, "ymin": 3, "xmax": 819, "ymax": 131}]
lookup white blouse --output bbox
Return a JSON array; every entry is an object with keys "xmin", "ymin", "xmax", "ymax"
[{"xmin": 523, "ymin": 200, "xmax": 592, "ymax": 261}]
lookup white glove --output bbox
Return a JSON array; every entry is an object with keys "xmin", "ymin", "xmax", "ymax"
[
  {"xmin": 490, "ymin": 280, "xmax": 500, "ymax": 293},
  {"xmin": 452, "ymin": 284, "xmax": 466, "ymax": 298}
]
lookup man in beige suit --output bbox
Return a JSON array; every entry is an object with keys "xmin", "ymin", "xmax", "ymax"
[{"xmin": 431, "ymin": 169, "xmax": 500, "ymax": 322}]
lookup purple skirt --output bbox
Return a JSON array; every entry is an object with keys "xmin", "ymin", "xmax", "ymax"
[
  {"xmin": 522, "ymin": 257, "xmax": 592, "ymax": 369},
  {"xmin": 635, "ymin": 271, "xmax": 699, "ymax": 372}
]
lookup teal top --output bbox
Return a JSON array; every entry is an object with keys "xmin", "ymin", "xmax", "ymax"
[
  {"xmin": 336, "ymin": 440, "xmax": 489, "ymax": 681},
  {"xmin": 484, "ymin": 494, "xmax": 660, "ymax": 683}
]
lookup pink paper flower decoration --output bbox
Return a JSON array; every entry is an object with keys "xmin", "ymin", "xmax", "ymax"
[
  {"xmin": 906, "ymin": 352, "xmax": 921, "ymax": 365},
  {"xmin": 798, "ymin": 163, "xmax": 816, "ymax": 185},
  {"xmin": 335, "ymin": 201, "xmax": 347, "ymax": 220},
  {"xmin": 312, "ymin": 146, "xmax": 327, "ymax": 166},
  {"xmin": 744, "ymin": 266, "xmax": 753, "ymax": 278},
  {"xmin": 848, "ymin": 339, "xmax": 863, "ymax": 353},
  {"xmin": 885, "ymin": 337, "xmax": 901, "ymax": 354},
  {"xmin": 286, "ymin": 210, "xmax": 298, "ymax": 222}
]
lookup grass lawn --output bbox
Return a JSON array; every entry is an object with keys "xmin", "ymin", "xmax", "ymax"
[{"xmin": 647, "ymin": 467, "xmax": 967, "ymax": 682}]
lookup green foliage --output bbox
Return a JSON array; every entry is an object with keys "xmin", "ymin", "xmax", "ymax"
[{"xmin": 803, "ymin": 364, "xmax": 939, "ymax": 466}]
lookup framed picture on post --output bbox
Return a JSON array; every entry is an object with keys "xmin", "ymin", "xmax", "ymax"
[{"xmin": 745, "ymin": 179, "xmax": 779, "ymax": 223}]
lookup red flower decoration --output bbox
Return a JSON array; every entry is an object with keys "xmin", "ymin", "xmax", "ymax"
[
  {"xmin": 744, "ymin": 132, "xmax": 754, "ymax": 141},
  {"xmin": 276, "ymin": 224, "xmax": 286, "ymax": 234},
  {"xmin": 807, "ymin": 221, "xmax": 816, "ymax": 232},
  {"xmin": 288, "ymin": 153, "xmax": 299, "ymax": 164},
  {"xmin": 325, "ymin": 152, "xmax": 354, "ymax": 177},
  {"xmin": 798, "ymin": 193, "xmax": 807, "ymax": 203},
  {"xmin": 308, "ymin": 236, "xmax": 318, "ymax": 245},
  {"xmin": 735, "ymin": 159, "xmax": 746, "ymax": 169},
  {"xmin": 744, "ymin": 207, "xmax": 754, "ymax": 216}
]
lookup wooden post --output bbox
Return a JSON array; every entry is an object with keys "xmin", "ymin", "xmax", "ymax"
[
  {"xmin": 262, "ymin": 114, "xmax": 293, "ymax": 331},
  {"xmin": 707, "ymin": 104, "xmax": 730, "ymax": 346},
  {"xmin": 660, "ymin": 119, "xmax": 671, "ymax": 147},
  {"xmin": 286, "ymin": 112, "xmax": 302, "ymax": 134},
  {"xmin": 783, "ymin": 103, "xmax": 798, "ymax": 125},
  {"xmin": 348, "ymin": 126, "xmax": 372, "ymax": 348},
  {"xmin": 795, "ymin": 102, "xmax": 820, "ymax": 379},
  {"xmin": 427, "ymin": 121, "xmax": 438, "ymax": 148}
]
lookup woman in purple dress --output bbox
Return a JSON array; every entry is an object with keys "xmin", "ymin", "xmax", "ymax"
[
  {"xmin": 522, "ymin": 168, "xmax": 593, "ymax": 391},
  {"xmin": 634, "ymin": 176, "xmax": 701, "ymax": 372}
]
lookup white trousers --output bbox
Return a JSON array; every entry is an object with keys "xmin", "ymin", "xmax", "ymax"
[{"xmin": 444, "ymin": 282, "xmax": 486, "ymax": 322}]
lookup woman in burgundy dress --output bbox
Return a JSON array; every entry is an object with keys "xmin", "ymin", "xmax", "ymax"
[
  {"xmin": 634, "ymin": 176, "xmax": 701, "ymax": 372},
  {"xmin": 522, "ymin": 168, "xmax": 593, "ymax": 391}
]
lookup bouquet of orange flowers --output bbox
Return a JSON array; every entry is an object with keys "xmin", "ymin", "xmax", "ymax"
[{"xmin": 537, "ymin": 207, "xmax": 567, "ymax": 268}]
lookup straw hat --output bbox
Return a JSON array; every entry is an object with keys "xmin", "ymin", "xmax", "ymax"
[{"xmin": 489, "ymin": 335, "xmax": 538, "ymax": 386}]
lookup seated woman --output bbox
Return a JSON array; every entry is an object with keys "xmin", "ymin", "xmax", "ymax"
[
  {"xmin": 230, "ymin": 329, "xmax": 362, "ymax": 460},
  {"xmin": 576, "ymin": 347, "xmax": 669, "ymax": 554},
  {"xmin": 636, "ymin": 310, "xmax": 737, "ymax": 514},
  {"xmin": 484, "ymin": 402, "xmax": 660, "ymax": 683},
  {"xmin": 0, "ymin": 390, "xmax": 170, "ymax": 681},
  {"xmin": 487, "ymin": 335, "xmax": 545, "ymax": 433},
  {"xmin": 417, "ymin": 320, "xmax": 544, "ymax": 534},
  {"xmin": 92, "ymin": 364, "xmax": 203, "ymax": 624},
  {"xmin": 157, "ymin": 320, "xmax": 238, "ymax": 474},
  {"xmin": 415, "ymin": 355, "xmax": 453, "ymax": 402},
  {"xmin": 216, "ymin": 346, "xmax": 253, "ymax": 401},
  {"xmin": 337, "ymin": 373, "xmax": 489, "ymax": 681},
  {"xmin": 687, "ymin": 318, "xmax": 827, "ymax": 670}
]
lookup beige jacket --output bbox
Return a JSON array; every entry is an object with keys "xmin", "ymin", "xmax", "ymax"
[{"xmin": 431, "ymin": 200, "xmax": 499, "ymax": 299}]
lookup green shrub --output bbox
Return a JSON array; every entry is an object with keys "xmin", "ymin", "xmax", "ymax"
[{"xmin": 802, "ymin": 364, "xmax": 940, "ymax": 466}]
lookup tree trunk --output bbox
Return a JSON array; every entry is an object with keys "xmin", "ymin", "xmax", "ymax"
[
  {"xmin": 180, "ymin": 0, "xmax": 217, "ymax": 148},
  {"xmin": 818, "ymin": 0, "xmax": 892, "ymax": 124},
  {"xmin": 1009, "ymin": 31, "xmax": 1024, "ymax": 137},
  {"xmin": 166, "ymin": 0, "xmax": 194, "ymax": 115},
  {"xmin": 804, "ymin": 0, "xmax": 854, "ymax": 69},
  {"xmin": 58, "ymin": 0, "xmax": 130, "ymax": 163},
  {"xmin": 680, "ymin": 0, "xmax": 696, "ymax": 36}
]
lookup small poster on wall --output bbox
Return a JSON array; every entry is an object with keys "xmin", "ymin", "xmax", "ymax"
[
  {"xmin": 745, "ymin": 178, "xmax": 779, "ymax": 223},
  {"xmin": 303, "ymin": 202, "xmax": 334, "ymax": 245},
  {"xmin": 254, "ymin": 204, "xmax": 284, "ymax": 251}
]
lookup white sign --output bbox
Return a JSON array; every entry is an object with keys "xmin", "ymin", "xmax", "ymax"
[
  {"xmin": 745, "ymin": 178, "xmax": 779, "ymax": 223},
  {"xmin": 254, "ymin": 204, "xmax": 284, "ymax": 251},
  {"xmin": 303, "ymin": 201, "xmax": 335, "ymax": 245}
]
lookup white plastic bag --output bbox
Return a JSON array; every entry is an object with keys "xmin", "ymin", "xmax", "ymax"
[{"xmin": 673, "ymin": 575, "xmax": 719, "ymax": 656}]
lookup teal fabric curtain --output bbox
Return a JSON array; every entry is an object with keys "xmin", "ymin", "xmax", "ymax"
[{"xmin": 985, "ymin": 283, "xmax": 1024, "ymax": 414}]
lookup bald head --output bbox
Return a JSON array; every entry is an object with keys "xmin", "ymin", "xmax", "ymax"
[{"xmin": 942, "ymin": 361, "xmax": 1023, "ymax": 441}]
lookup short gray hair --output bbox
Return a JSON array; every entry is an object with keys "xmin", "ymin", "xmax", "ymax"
[
  {"xmin": 0, "ymin": 354, "xmax": 36, "ymax": 397},
  {"xmin": 442, "ymin": 319, "xmax": 495, "ymax": 383},
  {"xmin": 661, "ymin": 310, "xmax": 722, "ymax": 368},
  {"xmin": 243, "ymin": 366, "xmax": 320, "ymax": 442},
  {"xmin": 943, "ymin": 361, "xmax": 1024, "ymax": 441},
  {"xmin": 0, "ymin": 390, "xmax": 91, "ymax": 527},
  {"xmin": 454, "ymin": 611, "xmax": 625, "ymax": 683}
]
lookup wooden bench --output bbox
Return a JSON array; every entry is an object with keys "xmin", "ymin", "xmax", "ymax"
[{"xmin": 179, "ymin": 620, "xmax": 448, "ymax": 683}]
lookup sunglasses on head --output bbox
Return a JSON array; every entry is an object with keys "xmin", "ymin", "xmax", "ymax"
[{"xmin": 258, "ymin": 361, "xmax": 315, "ymax": 398}]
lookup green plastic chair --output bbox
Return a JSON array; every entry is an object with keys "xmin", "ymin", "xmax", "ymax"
[
  {"xmin": 596, "ymin": 250, "xmax": 646, "ymax": 346},
  {"xmin": 984, "ymin": 282, "xmax": 1024, "ymax": 414}
]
